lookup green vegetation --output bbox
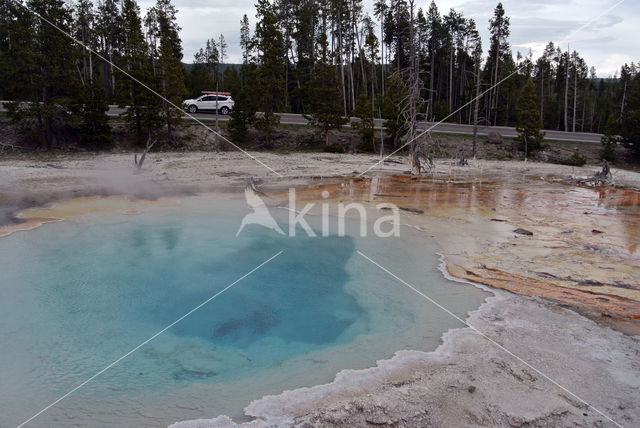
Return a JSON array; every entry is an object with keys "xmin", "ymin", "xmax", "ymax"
[
  {"xmin": 561, "ymin": 152, "xmax": 587, "ymax": 167},
  {"xmin": 516, "ymin": 78, "xmax": 545, "ymax": 156},
  {"xmin": 0, "ymin": 0, "xmax": 635, "ymax": 158},
  {"xmin": 306, "ymin": 63, "xmax": 348, "ymax": 146},
  {"xmin": 352, "ymin": 94, "xmax": 375, "ymax": 151},
  {"xmin": 620, "ymin": 64, "xmax": 640, "ymax": 154},
  {"xmin": 323, "ymin": 143, "xmax": 346, "ymax": 154}
]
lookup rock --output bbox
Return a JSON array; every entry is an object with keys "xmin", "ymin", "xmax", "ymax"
[
  {"xmin": 399, "ymin": 206, "xmax": 425, "ymax": 214},
  {"xmin": 468, "ymin": 385, "xmax": 476, "ymax": 393},
  {"xmin": 508, "ymin": 415, "xmax": 525, "ymax": 427},
  {"xmin": 513, "ymin": 228, "xmax": 533, "ymax": 236},
  {"xmin": 592, "ymin": 229, "xmax": 604, "ymax": 234},
  {"xmin": 487, "ymin": 130, "xmax": 503, "ymax": 144}
]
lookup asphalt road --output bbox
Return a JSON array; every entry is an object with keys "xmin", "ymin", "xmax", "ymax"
[{"xmin": 1, "ymin": 101, "xmax": 603, "ymax": 144}]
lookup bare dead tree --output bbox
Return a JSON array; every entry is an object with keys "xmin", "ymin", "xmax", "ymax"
[
  {"xmin": 134, "ymin": 132, "xmax": 157, "ymax": 173},
  {"xmin": 408, "ymin": 0, "xmax": 418, "ymax": 173},
  {"xmin": 575, "ymin": 160, "xmax": 612, "ymax": 186},
  {"xmin": 593, "ymin": 159, "xmax": 611, "ymax": 181},
  {"xmin": 0, "ymin": 142, "xmax": 24, "ymax": 152}
]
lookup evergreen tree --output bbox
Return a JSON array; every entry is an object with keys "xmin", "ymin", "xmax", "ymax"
[
  {"xmin": 228, "ymin": 86, "xmax": 256, "ymax": 142},
  {"xmin": 306, "ymin": 63, "xmax": 348, "ymax": 146},
  {"xmin": 620, "ymin": 69, "xmax": 640, "ymax": 154},
  {"xmin": 218, "ymin": 33, "xmax": 227, "ymax": 88},
  {"xmin": 9, "ymin": 0, "xmax": 80, "ymax": 149},
  {"xmin": 95, "ymin": 0, "xmax": 121, "ymax": 100},
  {"xmin": 0, "ymin": 0, "xmax": 35, "ymax": 101},
  {"xmin": 485, "ymin": 2, "xmax": 511, "ymax": 125},
  {"xmin": 73, "ymin": 0, "xmax": 97, "ymax": 85},
  {"xmin": 383, "ymin": 72, "xmax": 409, "ymax": 148},
  {"xmin": 240, "ymin": 14, "xmax": 252, "ymax": 65},
  {"xmin": 157, "ymin": 35, "xmax": 186, "ymax": 141},
  {"xmin": 118, "ymin": 0, "xmax": 161, "ymax": 145},
  {"xmin": 352, "ymin": 93, "xmax": 375, "ymax": 150},
  {"xmin": 152, "ymin": 0, "xmax": 182, "ymax": 60},
  {"xmin": 80, "ymin": 78, "xmax": 112, "ymax": 149},
  {"xmin": 189, "ymin": 46, "xmax": 214, "ymax": 96},
  {"xmin": 253, "ymin": 0, "xmax": 285, "ymax": 146},
  {"xmin": 516, "ymin": 78, "xmax": 544, "ymax": 157},
  {"xmin": 600, "ymin": 112, "xmax": 619, "ymax": 162}
]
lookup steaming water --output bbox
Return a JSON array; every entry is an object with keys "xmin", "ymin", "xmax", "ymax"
[{"xmin": 0, "ymin": 195, "xmax": 488, "ymax": 427}]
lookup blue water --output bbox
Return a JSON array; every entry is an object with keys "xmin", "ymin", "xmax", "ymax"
[{"xmin": 0, "ymin": 196, "xmax": 488, "ymax": 427}]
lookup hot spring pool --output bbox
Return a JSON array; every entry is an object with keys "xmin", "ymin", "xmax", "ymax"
[{"xmin": 0, "ymin": 194, "xmax": 488, "ymax": 427}]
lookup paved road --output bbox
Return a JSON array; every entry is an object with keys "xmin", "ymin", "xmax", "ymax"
[{"xmin": 1, "ymin": 101, "xmax": 603, "ymax": 144}]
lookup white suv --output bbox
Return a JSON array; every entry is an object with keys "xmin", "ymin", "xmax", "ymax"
[{"xmin": 183, "ymin": 93, "xmax": 234, "ymax": 115}]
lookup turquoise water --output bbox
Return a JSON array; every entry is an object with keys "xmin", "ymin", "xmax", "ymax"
[{"xmin": 0, "ymin": 196, "xmax": 488, "ymax": 427}]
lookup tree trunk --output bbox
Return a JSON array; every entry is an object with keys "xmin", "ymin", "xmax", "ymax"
[
  {"xmin": 473, "ymin": 60, "xmax": 480, "ymax": 159},
  {"xmin": 449, "ymin": 46, "xmax": 454, "ymax": 114},
  {"xmin": 491, "ymin": 46, "xmax": 499, "ymax": 125},
  {"xmin": 380, "ymin": 14, "xmax": 385, "ymax": 98},
  {"xmin": 428, "ymin": 39, "xmax": 435, "ymax": 120},
  {"xmin": 572, "ymin": 58, "xmax": 578, "ymax": 133},
  {"xmin": 564, "ymin": 48, "xmax": 569, "ymax": 132},
  {"xmin": 621, "ymin": 78, "xmax": 627, "ymax": 119},
  {"xmin": 338, "ymin": 24, "xmax": 347, "ymax": 116},
  {"xmin": 408, "ymin": 1, "xmax": 418, "ymax": 172},
  {"xmin": 539, "ymin": 69, "xmax": 544, "ymax": 126}
]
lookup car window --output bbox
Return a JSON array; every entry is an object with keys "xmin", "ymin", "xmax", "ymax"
[
  {"xmin": 218, "ymin": 96, "xmax": 228, "ymax": 101},
  {"xmin": 201, "ymin": 96, "xmax": 214, "ymax": 101}
]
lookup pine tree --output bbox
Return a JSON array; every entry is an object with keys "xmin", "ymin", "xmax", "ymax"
[
  {"xmin": 228, "ymin": 85, "xmax": 256, "ymax": 142},
  {"xmin": 485, "ymin": 2, "xmax": 510, "ymax": 125},
  {"xmin": 0, "ymin": 0, "xmax": 35, "ymax": 101},
  {"xmin": 516, "ymin": 78, "xmax": 544, "ymax": 157},
  {"xmin": 600, "ymin": 112, "xmax": 619, "ymax": 162},
  {"xmin": 352, "ymin": 93, "xmax": 375, "ymax": 150},
  {"xmin": 118, "ymin": 0, "xmax": 161, "ymax": 145},
  {"xmin": 73, "ymin": 0, "xmax": 96, "ymax": 85},
  {"xmin": 620, "ymin": 68, "xmax": 640, "ymax": 154},
  {"xmin": 157, "ymin": 35, "xmax": 186, "ymax": 141},
  {"xmin": 240, "ymin": 14, "xmax": 251, "ymax": 65},
  {"xmin": 306, "ymin": 63, "xmax": 348, "ymax": 146},
  {"xmin": 253, "ymin": 0, "xmax": 285, "ymax": 146},
  {"xmin": 95, "ymin": 0, "xmax": 120, "ymax": 99},
  {"xmin": 218, "ymin": 34, "xmax": 227, "ymax": 88},
  {"xmin": 189, "ymin": 46, "xmax": 214, "ymax": 96},
  {"xmin": 80, "ymin": 78, "xmax": 112, "ymax": 149},
  {"xmin": 9, "ymin": 0, "xmax": 80, "ymax": 149},
  {"xmin": 383, "ymin": 72, "xmax": 409, "ymax": 148},
  {"xmin": 153, "ymin": 0, "xmax": 182, "ymax": 60}
]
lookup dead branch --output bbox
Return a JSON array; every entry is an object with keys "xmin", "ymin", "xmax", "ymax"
[
  {"xmin": 134, "ymin": 133, "xmax": 157, "ymax": 173},
  {"xmin": 0, "ymin": 141, "xmax": 24, "ymax": 152},
  {"xmin": 247, "ymin": 177, "xmax": 267, "ymax": 197},
  {"xmin": 574, "ymin": 160, "xmax": 613, "ymax": 186}
]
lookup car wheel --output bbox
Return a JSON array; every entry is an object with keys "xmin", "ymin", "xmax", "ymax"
[
  {"xmin": 220, "ymin": 106, "xmax": 230, "ymax": 115},
  {"xmin": 188, "ymin": 105, "xmax": 198, "ymax": 114}
]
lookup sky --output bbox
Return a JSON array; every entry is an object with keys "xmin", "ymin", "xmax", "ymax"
[{"xmin": 138, "ymin": 0, "xmax": 638, "ymax": 77}]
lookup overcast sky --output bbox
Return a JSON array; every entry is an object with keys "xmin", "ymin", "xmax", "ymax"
[{"xmin": 138, "ymin": 0, "xmax": 638, "ymax": 77}]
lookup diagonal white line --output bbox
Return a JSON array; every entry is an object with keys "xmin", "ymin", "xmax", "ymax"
[
  {"xmin": 561, "ymin": 0, "xmax": 625, "ymax": 44},
  {"xmin": 17, "ymin": 250, "xmax": 284, "ymax": 428},
  {"xmin": 12, "ymin": 0, "xmax": 282, "ymax": 177},
  {"xmin": 358, "ymin": 0, "xmax": 625, "ymax": 178},
  {"xmin": 357, "ymin": 250, "xmax": 623, "ymax": 428}
]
